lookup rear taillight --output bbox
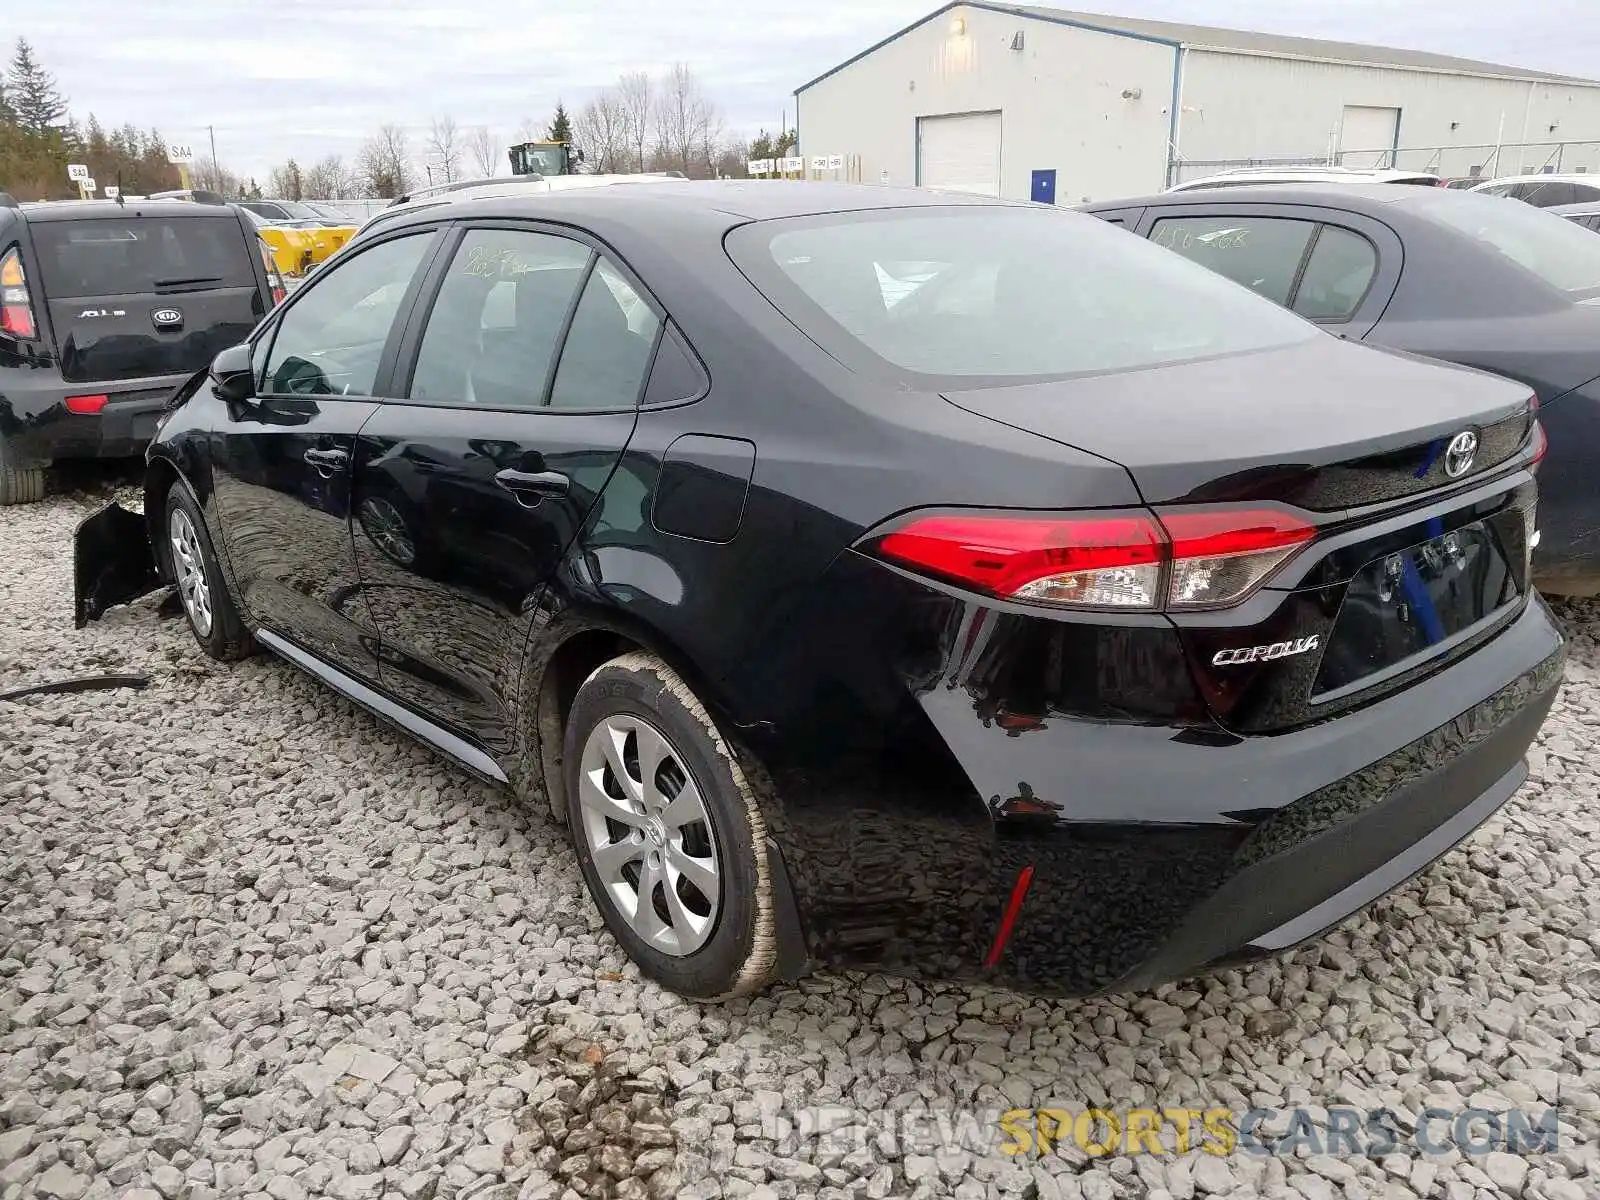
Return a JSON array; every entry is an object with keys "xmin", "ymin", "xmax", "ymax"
[
  {"xmin": 258, "ymin": 239, "xmax": 286, "ymax": 305},
  {"xmin": 865, "ymin": 506, "xmax": 1316, "ymax": 612},
  {"xmin": 1527, "ymin": 396, "xmax": 1547, "ymax": 472},
  {"xmin": 65, "ymin": 394, "xmax": 109, "ymax": 415},
  {"xmin": 1, "ymin": 247, "xmax": 38, "ymax": 340}
]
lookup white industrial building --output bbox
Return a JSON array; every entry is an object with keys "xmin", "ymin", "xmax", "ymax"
[{"xmin": 793, "ymin": 2, "xmax": 1600, "ymax": 203}]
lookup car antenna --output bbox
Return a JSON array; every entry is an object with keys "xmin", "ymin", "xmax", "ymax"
[{"xmin": 115, "ymin": 170, "xmax": 126, "ymax": 207}]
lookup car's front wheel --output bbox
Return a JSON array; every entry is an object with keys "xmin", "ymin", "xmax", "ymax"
[
  {"xmin": 165, "ymin": 485, "xmax": 253, "ymax": 661},
  {"xmin": 564, "ymin": 652, "xmax": 777, "ymax": 1000},
  {"xmin": 0, "ymin": 436, "xmax": 45, "ymax": 506}
]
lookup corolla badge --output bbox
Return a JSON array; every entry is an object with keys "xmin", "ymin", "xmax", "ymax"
[
  {"xmin": 151, "ymin": 307, "xmax": 183, "ymax": 326},
  {"xmin": 1212, "ymin": 635, "xmax": 1320, "ymax": 666},
  {"xmin": 1443, "ymin": 429, "xmax": 1479, "ymax": 478}
]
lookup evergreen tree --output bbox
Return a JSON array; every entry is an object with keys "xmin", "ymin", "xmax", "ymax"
[
  {"xmin": 7, "ymin": 38, "xmax": 68, "ymax": 135},
  {"xmin": 547, "ymin": 101, "xmax": 572, "ymax": 144}
]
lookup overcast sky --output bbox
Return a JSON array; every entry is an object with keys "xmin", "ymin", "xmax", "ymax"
[{"xmin": 13, "ymin": 0, "xmax": 1599, "ymax": 182}]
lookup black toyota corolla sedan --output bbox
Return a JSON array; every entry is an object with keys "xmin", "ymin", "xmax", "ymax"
[
  {"xmin": 74, "ymin": 182, "xmax": 1563, "ymax": 1001},
  {"xmin": 1081, "ymin": 185, "xmax": 1600, "ymax": 596}
]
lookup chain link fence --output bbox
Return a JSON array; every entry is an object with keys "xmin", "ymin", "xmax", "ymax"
[{"xmin": 1169, "ymin": 139, "xmax": 1600, "ymax": 186}]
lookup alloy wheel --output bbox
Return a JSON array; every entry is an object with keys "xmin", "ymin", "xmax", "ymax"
[
  {"xmin": 169, "ymin": 507, "xmax": 214, "ymax": 638},
  {"xmin": 577, "ymin": 714, "xmax": 722, "ymax": 956}
]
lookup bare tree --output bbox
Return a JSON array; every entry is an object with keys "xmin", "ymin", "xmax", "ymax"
[
  {"xmin": 266, "ymin": 159, "xmax": 306, "ymax": 200},
  {"xmin": 302, "ymin": 154, "xmax": 353, "ymax": 200},
  {"xmin": 514, "ymin": 116, "xmax": 540, "ymax": 144},
  {"xmin": 425, "ymin": 114, "xmax": 462, "ymax": 184},
  {"xmin": 652, "ymin": 64, "xmax": 720, "ymax": 178},
  {"xmin": 616, "ymin": 71, "xmax": 652, "ymax": 173},
  {"xmin": 191, "ymin": 155, "xmax": 243, "ymax": 196},
  {"xmin": 571, "ymin": 93, "xmax": 628, "ymax": 175},
  {"xmin": 357, "ymin": 124, "xmax": 413, "ymax": 198},
  {"xmin": 464, "ymin": 126, "xmax": 502, "ymax": 178}
]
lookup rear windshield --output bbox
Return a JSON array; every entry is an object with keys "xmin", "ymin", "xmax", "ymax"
[
  {"xmin": 32, "ymin": 216, "xmax": 256, "ymax": 298},
  {"xmin": 1425, "ymin": 193, "xmax": 1600, "ymax": 300},
  {"xmin": 727, "ymin": 207, "xmax": 1317, "ymax": 385}
]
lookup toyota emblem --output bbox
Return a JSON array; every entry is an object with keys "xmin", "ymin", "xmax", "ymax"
[
  {"xmin": 1443, "ymin": 430, "xmax": 1478, "ymax": 479},
  {"xmin": 152, "ymin": 307, "xmax": 183, "ymax": 327}
]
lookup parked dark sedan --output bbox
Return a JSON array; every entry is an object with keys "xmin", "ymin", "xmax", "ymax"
[
  {"xmin": 74, "ymin": 183, "xmax": 1561, "ymax": 1001},
  {"xmin": 1083, "ymin": 185, "xmax": 1600, "ymax": 595}
]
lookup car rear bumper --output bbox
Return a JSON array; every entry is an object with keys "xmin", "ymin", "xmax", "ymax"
[
  {"xmin": 980, "ymin": 594, "xmax": 1564, "ymax": 996},
  {"xmin": 0, "ymin": 373, "xmax": 182, "ymax": 465},
  {"xmin": 782, "ymin": 588, "xmax": 1564, "ymax": 997}
]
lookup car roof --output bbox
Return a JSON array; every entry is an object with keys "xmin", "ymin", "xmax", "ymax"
[
  {"xmin": 1168, "ymin": 167, "xmax": 1438, "ymax": 191},
  {"xmin": 9, "ymin": 198, "xmax": 239, "ymax": 222},
  {"xmin": 367, "ymin": 179, "xmax": 1021, "ymax": 235},
  {"xmin": 1087, "ymin": 183, "xmax": 1441, "ymax": 212},
  {"xmin": 1470, "ymin": 173, "xmax": 1599, "ymax": 187}
]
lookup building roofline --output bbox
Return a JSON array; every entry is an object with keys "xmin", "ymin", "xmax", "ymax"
[
  {"xmin": 794, "ymin": 1, "xmax": 1178, "ymax": 96},
  {"xmin": 794, "ymin": 1, "xmax": 1598, "ymax": 96}
]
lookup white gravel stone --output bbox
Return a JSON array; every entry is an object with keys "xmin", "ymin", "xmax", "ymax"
[{"xmin": 2, "ymin": 484, "xmax": 1599, "ymax": 1200}]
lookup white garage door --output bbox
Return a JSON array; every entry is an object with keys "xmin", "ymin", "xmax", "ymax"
[
  {"xmin": 1339, "ymin": 106, "xmax": 1400, "ymax": 168},
  {"xmin": 917, "ymin": 112, "xmax": 1002, "ymax": 195}
]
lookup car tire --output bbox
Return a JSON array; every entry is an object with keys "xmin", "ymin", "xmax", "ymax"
[
  {"xmin": 164, "ymin": 485, "xmax": 253, "ymax": 661},
  {"xmin": 563, "ymin": 651, "xmax": 777, "ymax": 1000},
  {"xmin": 0, "ymin": 437, "xmax": 46, "ymax": 506}
]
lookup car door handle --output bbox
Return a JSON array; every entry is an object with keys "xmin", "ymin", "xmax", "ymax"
[
  {"xmin": 495, "ymin": 468, "xmax": 569, "ymax": 505},
  {"xmin": 303, "ymin": 448, "xmax": 349, "ymax": 470}
]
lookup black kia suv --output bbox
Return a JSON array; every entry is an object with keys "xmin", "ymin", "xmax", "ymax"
[{"xmin": 0, "ymin": 192, "xmax": 281, "ymax": 504}]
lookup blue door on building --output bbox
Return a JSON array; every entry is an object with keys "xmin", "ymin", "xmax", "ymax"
[{"xmin": 1030, "ymin": 169, "xmax": 1057, "ymax": 205}]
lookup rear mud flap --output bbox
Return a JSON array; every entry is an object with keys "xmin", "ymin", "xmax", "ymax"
[{"xmin": 74, "ymin": 503, "xmax": 160, "ymax": 628}]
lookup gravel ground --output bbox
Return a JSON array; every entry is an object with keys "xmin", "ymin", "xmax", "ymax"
[{"xmin": 2, "ymin": 484, "xmax": 1598, "ymax": 1200}]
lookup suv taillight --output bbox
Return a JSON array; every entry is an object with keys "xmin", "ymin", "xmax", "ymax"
[
  {"xmin": 1, "ymin": 247, "xmax": 38, "ymax": 340},
  {"xmin": 864, "ymin": 506, "xmax": 1315, "ymax": 612},
  {"xmin": 258, "ymin": 239, "xmax": 286, "ymax": 305}
]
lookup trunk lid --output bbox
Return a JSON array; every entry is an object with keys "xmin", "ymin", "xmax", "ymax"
[
  {"xmin": 944, "ymin": 337, "xmax": 1539, "ymax": 735},
  {"xmin": 31, "ymin": 212, "xmax": 265, "ymax": 384},
  {"xmin": 941, "ymin": 337, "xmax": 1533, "ymax": 510}
]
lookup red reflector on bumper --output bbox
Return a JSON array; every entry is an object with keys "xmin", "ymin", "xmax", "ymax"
[
  {"xmin": 65, "ymin": 394, "xmax": 110, "ymax": 414},
  {"xmin": 984, "ymin": 864, "xmax": 1036, "ymax": 969}
]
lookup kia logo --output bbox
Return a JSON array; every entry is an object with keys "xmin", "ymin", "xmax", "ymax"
[{"xmin": 152, "ymin": 307, "xmax": 183, "ymax": 326}]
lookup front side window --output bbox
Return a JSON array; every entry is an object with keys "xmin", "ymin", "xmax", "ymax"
[
  {"xmin": 1426, "ymin": 191, "xmax": 1600, "ymax": 300},
  {"xmin": 261, "ymin": 232, "xmax": 433, "ymax": 396},
  {"xmin": 408, "ymin": 228, "xmax": 590, "ymax": 409},
  {"xmin": 1150, "ymin": 215, "xmax": 1316, "ymax": 306},
  {"xmin": 1292, "ymin": 226, "xmax": 1379, "ymax": 321},
  {"xmin": 727, "ymin": 207, "xmax": 1317, "ymax": 385}
]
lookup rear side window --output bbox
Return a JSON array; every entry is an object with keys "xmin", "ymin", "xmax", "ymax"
[
  {"xmin": 548, "ymin": 259, "xmax": 661, "ymax": 409},
  {"xmin": 1292, "ymin": 227, "xmax": 1378, "ymax": 321},
  {"xmin": 407, "ymin": 228, "xmax": 590, "ymax": 409},
  {"xmin": 31, "ymin": 217, "xmax": 256, "ymax": 298},
  {"xmin": 1150, "ymin": 215, "xmax": 1316, "ymax": 305},
  {"xmin": 727, "ymin": 207, "xmax": 1316, "ymax": 385}
]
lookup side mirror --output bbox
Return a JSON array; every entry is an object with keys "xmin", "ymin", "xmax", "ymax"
[{"xmin": 210, "ymin": 343, "xmax": 255, "ymax": 404}]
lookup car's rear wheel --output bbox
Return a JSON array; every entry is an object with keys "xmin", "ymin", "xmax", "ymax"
[
  {"xmin": 564, "ymin": 652, "xmax": 777, "ymax": 1000},
  {"xmin": 165, "ymin": 486, "xmax": 253, "ymax": 661},
  {"xmin": 0, "ymin": 437, "xmax": 45, "ymax": 506}
]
